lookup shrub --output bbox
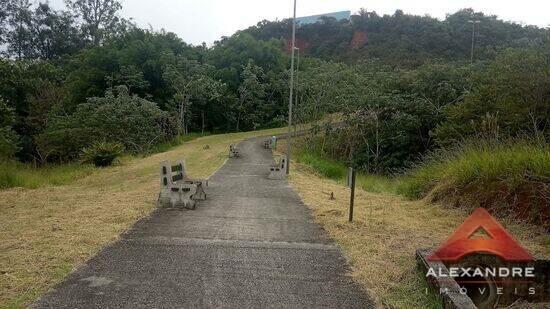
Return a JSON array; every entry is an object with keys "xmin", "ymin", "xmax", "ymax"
[
  {"xmin": 37, "ymin": 86, "xmax": 176, "ymax": 161},
  {"xmin": 81, "ymin": 141, "xmax": 124, "ymax": 167}
]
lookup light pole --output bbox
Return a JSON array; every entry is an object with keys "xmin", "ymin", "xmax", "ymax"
[
  {"xmin": 286, "ymin": 0, "xmax": 297, "ymax": 175},
  {"xmin": 294, "ymin": 47, "xmax": 300, "ymax": 136},
  {"xmin": 468, "ymin": 20, "xmax": 480, "ymax": 64}
]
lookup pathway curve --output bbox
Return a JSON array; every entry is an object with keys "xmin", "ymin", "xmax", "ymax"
[{"xmin": 32, "ymin": 137, "xmax": 374, "ymax": 308}]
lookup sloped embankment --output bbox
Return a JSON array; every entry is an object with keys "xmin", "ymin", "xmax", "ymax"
[{"xmin": 398, "ymin": 140, "xmax": 550, "ymax": 229}]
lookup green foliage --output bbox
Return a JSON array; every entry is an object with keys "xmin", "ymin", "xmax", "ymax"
[
  {"xmin": 236, "ymin": 60, "xmax": 267, "ymax": 131},
  {"xmin": 296, "ymin": 146, "xmax": 397, "ymax": 193},
  {"xmin": 65, "ymin": 28, "xmax": 201, "ymax": 107},
  {"xmin": 397, "ymin": 139, "xmax": 550, "ymax": 227},
  {"xmin": 0, "ymin": 160, "xmax": 94, "ymax": 189},
  {"xmin": 297, "ymin": 151, "xmax": 346, "ymax": 180},
  {"xmin": 81, "ymin": 141, "xmax": 124, "ymax": 167},
  {"xmin": 0, "ymin": 0, "xmax": 548, "ymax": 179},
  {"xmin": 435, "ymin": 47, "xmax": 550, "ymax": 146},
  {"xmin": 162, "ymin": 57, "xmax": 226, "ymax": 133},
  {"xmin": 207, "ymin": 33, "xmax": 286, "ymax": 90},
  {"xmin": 243, "ymin": 8, "xmax": 548, "ymax": 66},
  {"xmin": 38, "ymin": 86, "xmax": 176, "ymax": 161},
  {"xmin": 0, "ymin": 98, "xmax": 20, "ymax": 159},
  {"xmin": 4, "ymin": 1, "xmax": 82, "ymax": 60},
  {"xmin": 301, "ymin": 60, "xmax": 469, "ymax": 173},
  {"xmin": 65, "ymin": 0, "xmax": 123, "ymax": 45}
]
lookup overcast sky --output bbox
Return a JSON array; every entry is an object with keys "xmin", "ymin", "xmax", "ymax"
[{"xmin": 47, "ymin": 0, "xmax": 550, "ymax": 45}]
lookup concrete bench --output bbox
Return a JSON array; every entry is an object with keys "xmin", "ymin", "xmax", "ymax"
[
  {"xmin": 264, "ymin": 136, "xmax": 277, "ymax": 149},
  {"xmin": 229, "ymin": 144, "xmax": 240, "ymax": 158},
  {"xmin": 268, "ymin": 155, "xmax": 287, "ymax": 180},
  {"xmin": 158, "ymin": 160, "xmax": 208, "ymax": 210}
]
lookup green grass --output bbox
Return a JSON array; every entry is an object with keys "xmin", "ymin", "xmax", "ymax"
[
  {"xmin": 295, "ymin": 149, "xmax": 397, "ymax": 194},
  {"xmin": 0, "ymin": 133, "xmax": 209, "ymax": 190},
  {"xmin": 397, "ymin": 139, "xmax": 550, "ymax": 227},
  {"xmin": 147, "ymin": 132, "xmax": 209, "ymax": 155},
  {"xmin": 0, "ymin": 161, "xmax": 95, "ymax": 189},
  {"xmin": 295, "ymin": 138, "xmax": 549, "ymax": 227},
  {"xmin": 397, "ymin": 140, "xmax": 550, "ymax": 198},
  {"xmin": 296, "ymin": 151, "xmax": 346, "ymax": 180}
]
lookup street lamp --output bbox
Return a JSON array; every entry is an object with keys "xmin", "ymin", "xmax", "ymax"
[
  {"xmin": 294, "ymin": 47, "xmax": 300, "ymax": 136},
  {"xmin": 468, "ymin": 20, "xmax": 481, "ymax": 64},
  {"xmin": 287, "ymin": 0, "xmax": 297, "ymax": 174}
]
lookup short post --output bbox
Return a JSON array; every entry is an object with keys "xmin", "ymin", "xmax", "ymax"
[{"xmin": 348, "ymin": 167, "xmax": 356, "ymax": 222}]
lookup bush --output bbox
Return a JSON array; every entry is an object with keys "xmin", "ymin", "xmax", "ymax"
[
  {"xmin": 397, "ymin": 139, "xmax": 550, "ymax": 228},
  {"xmin": 37, "ymin": 86, "xmax": 176, "ymax": 161},
  {"xmin": 81, "ymin": 141, "xmax": 124, "ymax": 167}
]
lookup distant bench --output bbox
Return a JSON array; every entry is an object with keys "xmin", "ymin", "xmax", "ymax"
[
  {"xmin": 229, "ymin": 144, "xmax": 240, "ymax": 158},
  {"xmin": 158, "ymin": 160, "xmax": 208, "ymax": 210},
  {"xmin": 268, "ymin": 155, "xmax": 287, "ymax": 180}
]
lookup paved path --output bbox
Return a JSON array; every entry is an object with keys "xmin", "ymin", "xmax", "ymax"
[{"xmin": 32, "ymin": 137, "xmax": 374, "ymax": 308}]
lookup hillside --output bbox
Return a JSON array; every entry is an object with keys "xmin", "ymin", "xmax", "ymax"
[{"xmin": 241, "ymin": 8, "xmax": 549, "ymax": 66}]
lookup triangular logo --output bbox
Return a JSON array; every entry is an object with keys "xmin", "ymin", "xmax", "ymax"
[
  {"xmin": 428, "ymin": 208, "xmax": 533, "ymax": 262},
  {"xmin": 468, "ymin": 227, "xmax": 492, "ymax": 240}
]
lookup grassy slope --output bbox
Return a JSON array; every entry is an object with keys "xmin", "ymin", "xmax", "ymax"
[
  {"xmin": 0, "ymin": 127, "xmax": 285, "ymax": 308},
  {"xmin": 397, "ymin": 141, "xmax": 550, "ymax": 228},
  {"xmin": 283, "ymin": 143, "xmax": 549, "ymax": 308},
  {"xmin": 0, "ymin": 134, "xmax": 206, "ymax": 190}
]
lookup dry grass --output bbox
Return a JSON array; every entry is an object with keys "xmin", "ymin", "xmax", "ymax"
[
  {"xmin": 0, "ymin": 128, "xmax": 285, "ymax": 308},
  {"xmin": 287, "ymin": 163, "xmax": 549, "ymax": 308}
]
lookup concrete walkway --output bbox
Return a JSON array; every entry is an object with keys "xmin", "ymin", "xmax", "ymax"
[{"xmin": 32, "ymin": 137, "xmax": 374, "ymax": 308}]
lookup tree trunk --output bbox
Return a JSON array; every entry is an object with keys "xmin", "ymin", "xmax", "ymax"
[
  {"xmin": 179, "ymin": 100, "xmax": 185, "ymax": 135},
  {"xmin": 201, "ymin": 110, "xmax": 205, "ymax": 135}
]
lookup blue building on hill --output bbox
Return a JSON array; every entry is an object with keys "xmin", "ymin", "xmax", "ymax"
[{"xmin": 296, "ymin": 11, "xmax": 351, "ymax": 25}]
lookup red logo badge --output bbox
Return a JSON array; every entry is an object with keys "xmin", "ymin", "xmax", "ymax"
[{"xmin": 428, "ymin": 208, "xmax": 533, "ymax": 262}]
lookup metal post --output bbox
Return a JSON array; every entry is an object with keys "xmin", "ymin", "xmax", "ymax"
[
  {"xmin": 348, "ymin": 168, "xmax": 356, "ymax": 222},
  {"xmin": 294, "ymin": 47, "xmax": 300, "ymax": 136},
  {"xmin": 286, "ymin": 0, "xmax": 296, "ymax": 175}
]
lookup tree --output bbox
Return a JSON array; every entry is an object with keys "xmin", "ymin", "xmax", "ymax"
[
  {"xmin": 0, "ymin": 1, "xmax": 9, "ymax": 44},
  {"xmin": 207, "ymin": 33, "xmax": 286, "ymax": 91},
  {"xmin": 163, "ymin": 58, "xmax": 225, "ymax": 134},
  {"xmin": 435, "ymin": 47, "xmax": 550, "ymax": 146},
  {"xmin": 0, "ymin": 98, "xmax": 20, "ymax": 160},
  {"xmin": 5, "ymin": 0, "xmax": 33, "ymax": 59},
  {"xmin": 66, "ymin": 0, "xmax": 122, "ymax": 45},
  {"xmin": 236, "ymin": 60, "xmax": 266, "ymax": 131},
  {"xmin": 29, "ymin": 3, "xmax": 82, "ymax": 59}
]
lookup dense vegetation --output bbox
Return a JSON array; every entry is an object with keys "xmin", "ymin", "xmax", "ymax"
[
  {"xmin": 242, "ymin": 8, "xmax": 547, "ymax": 66},
  {"xmin": 0, "ymin": 1, "xmax": 548, "ymax": 224}
]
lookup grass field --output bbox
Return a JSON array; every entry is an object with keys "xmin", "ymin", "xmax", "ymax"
[{"xmin": 0, "ymin": 127, "xmax": 285, "ymax": 308}]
